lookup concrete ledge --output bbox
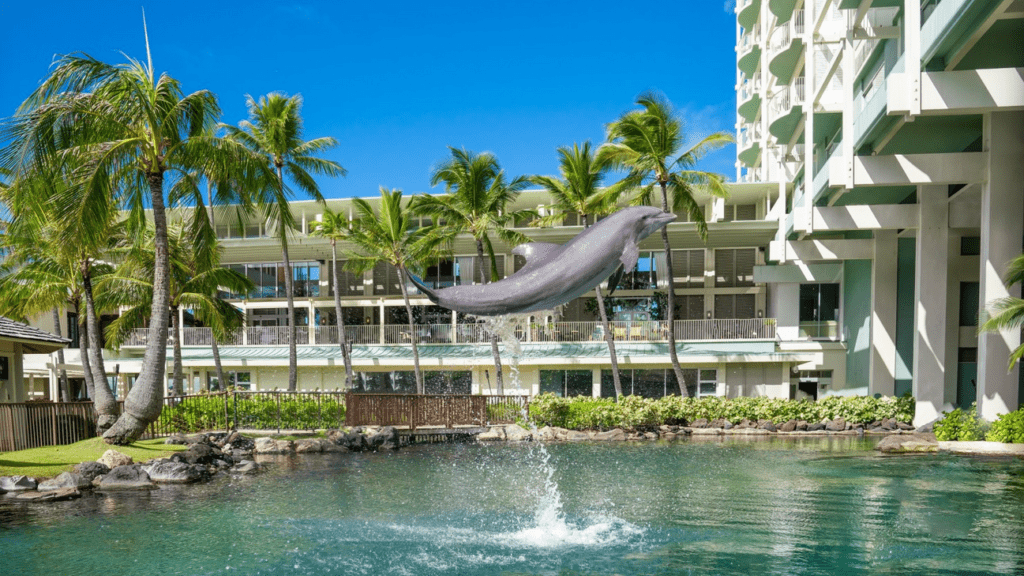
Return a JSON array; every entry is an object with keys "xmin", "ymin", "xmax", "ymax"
[{"xmin": 939, "ymin": 441, "xmax": 1024, "ymax": 457}]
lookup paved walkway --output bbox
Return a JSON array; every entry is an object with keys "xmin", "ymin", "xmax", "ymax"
[{"xmin": 939, "ymin": 441, "xmax": 1024, "ymax": 456}]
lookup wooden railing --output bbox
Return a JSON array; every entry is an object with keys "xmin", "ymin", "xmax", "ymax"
[
  {"xmin": 0, "ymin": 402, "xmax": 101, "ymax": 451},
  {"xmin": 123, "ymin": 318, "xmax": 777, "ymax": 349},
  {"xmin": 345, "ymin": 393, "xmax": 529, "ymax": 430}
]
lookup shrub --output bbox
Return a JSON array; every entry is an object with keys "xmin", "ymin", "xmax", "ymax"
[
  {"xmin": 157, "ymin": 393, "xmax": 346, "ymax": 433},
  {"xmin": 933, "ymin": 405, "xmax": 985, "ymax": 441},
  {"xmin": 986, "ymin": 408, "xmax": 1024, "ymax": 443}
]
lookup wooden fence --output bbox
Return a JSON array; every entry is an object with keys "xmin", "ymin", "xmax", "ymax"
[
  {"xmin": 0, "ymin": 402, "xmax": 99, "ymax": 452},
  {"xmin": 345, "ymin": 393, "xmax": 528, "ymax": 430}
]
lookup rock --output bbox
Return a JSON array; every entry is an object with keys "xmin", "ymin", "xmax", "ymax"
[
  {"xmin": 732, "ymin": 427, "xmax": 770, "ymax": 435},
  {"xmin": 897, "ymin": 422, "xmax": 914, "ymax": 431},
  {"xmin": 779, "ymin": 420, "xmax": 798, "ymax": 432},
  {"xmin": 503, "ymin": 424, "xmax": 533, "ymax": 442},
  {"xmin": 738, "ymin": 419, "xmax": 755, "ymax": 429},
  {"xmin": 321, "ymin": 442, "xmax": 347, "ymax": 453},
  {"xmin": 254, "ymin": 437, "xmax": 294, "ymax": 454},
  {"xmin": 592, "ymin": 428, "xmax": 626, "ymax": 441},
  {"xmin": 709, "ymin": 418, "xmax": 726, "ymax": 429},
  {"xmin": 231, "ymin": 460, "xmax": 261, "ymax": 475},
  {"xmin": 367, "ymin": 427, "xmax": 400, "ymax": 450},
  {"xmin": 184, "ymin": 433, "xmax": 209, "ymax": 445},
  {"xmin": 0, "ymin": 475, "xmax": 38, "ymax": 491},
  {"xmin": 180, "ymin": 444, "xmax": 219, "ymax": 465},
  {"xmin": 796, "ymin": 420, "xmax": 809, "ymax": 431},
  {"xmin": 294, "ymin": 439, "xmax": 324, "ymax": 453},
  {"xmin": 552, "ymin": 427, "xmax": 570, "ymax": 441},
  {"xmin": 757, "ymin": 419, "xmax": 777, "ymax": 432},
  {"xmin": 807, "ymin": 422, "xmax": 826, "ymax": 432},
  {"xmin": 15, "ymin": 487, "xmax": 81, "ymax": 502},
  {"xmin": 564, "ymin": 430, "xmax": 591, "ymax": 442},
  {"xmin": 97, "ymin": 465, "xmax": 156, "ymax": 490},
  {"xmin": 691, "ymin": 418, "xmax": 709, "ymax": 428},
  {"xmin": 37, "ymin": 472, "xmax": 92, "ymax": 491},
  {"xmin": 534, "ymin": 426, "xmax": 557, "ymax": 441},
  {"xmin": 644, "ymin": 432, "xmax": 658, "ymax": 440},
  {"xmin": 477, "ymin": 426, "xmax": 506, "ymax": 441},
  {"xmin": 915, "ymin": 422, "xmax": 934, "ymax": 433},
  {"xmin": 662, "ymin": 432, "xmax": 678, "ymax": 440},
  {"xmin": 98, "ymin": 450, "xmax": 133, "ymax": 469},
  {"xmin": 723, "ymin": 420, "xmax": 734, "ymax": 430},
  {"xmin": 72, "ymin": 461, "xmax": 110, "ymax": 482},
  {"xmin": 875, "ymin": 434, "xmax": 939, "ymax": 453},
  {"xmin": 141, "ymin": 460, "xmax": 206, "ymax": 483},
  {"xmin": 165, "ymin": 433, "xmax": 188, "ymax": 445},
  {"xmin": 689, "ymin": 427, "xmax": 723, "ymax": 435},
  {"xmin": 825, "ymin": 418, "xmax": 846, "ymax": 432},
  {"xmin": 225, "ymin": 434, "xmax": 255, "ymax": 453},
  {"xmin": 880, "ymin": 418, "xmax": 897, "ymax": 431}
]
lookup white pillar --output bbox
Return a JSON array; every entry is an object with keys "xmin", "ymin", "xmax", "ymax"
[
  {"xmin": 977, "ymin": 111, "xmax": 1024, "ymax": 421},
  {"xmin": 308, "ymin": 300, "xmax": 316, "ymax": 344},
  {"xmin": 913, "ymin": 185, "xmax": 949, "ymax": 426},
  {"xmin": 870, "ymin": 230, "xmax": 898, "ymax": 396}
]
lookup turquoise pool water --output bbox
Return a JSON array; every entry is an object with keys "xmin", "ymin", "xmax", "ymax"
[{"xmin": 2, "ymin": 437, "xmax": 1023, "ymax": 575}]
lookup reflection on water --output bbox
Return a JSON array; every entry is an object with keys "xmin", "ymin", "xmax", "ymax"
[{"xmin": 2, "ymin": 437, "xmax": 1024, "ymax": 575}]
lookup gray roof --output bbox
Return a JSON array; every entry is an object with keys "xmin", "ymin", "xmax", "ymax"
[{"xmin": 0, "ymin": 316, "xmax": 70, "ymax": 353}]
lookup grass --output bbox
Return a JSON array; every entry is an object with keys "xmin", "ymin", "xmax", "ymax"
[{"xmin": 0, "ymin": 437, "xmax": 187, "ymax": 480}]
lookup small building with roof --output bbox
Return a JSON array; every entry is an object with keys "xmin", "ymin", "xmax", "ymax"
[{"xmin": 0, "ymin": 316, "xmax": 69, "ymax": 403}]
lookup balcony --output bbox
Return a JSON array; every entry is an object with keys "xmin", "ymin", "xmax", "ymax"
[
  {"xmin": 768, "ymin": 77, "xmax": 805, "ymax": 140},
  {"xmin": 737, "ymin": 29, "xmax": 762, "ymax": 76},
  {"xmin": 768, "ymin": 0, "xmax": 798, "ymax": 22},
  {"xmin": 737, "ymin": 0, "xmax": 760, "ymax": 30},
  {"xmin": 737, "ymin": 122, "xmax": 762, "ymax": 166},
  {"xmin": 852, "ymin": 7, "xmax": 900, "ymax": 78},
  {"xmin": 767, "ymin": 10, "xmax": 805, "ymax": 84},
  {"xmin": 737, "ymin": 76, "xmax": 762, "ymax": 121},
  {"xmin": 122, "ymin": 319, "xmax": 779, "ymax": 349}
]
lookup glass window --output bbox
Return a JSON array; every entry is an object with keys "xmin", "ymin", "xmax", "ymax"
[
  {"xmin": 424, "ymin": 371, "xmax": 471, "ymax": 394},
  {"xmin": 540, "ymin": 370, "xmax": 592, "ymax": 397},
  {"xmin": 698, "ymin": 369, "xmax": 718, "ymax": 397},
  {"xmin": 800, "ymin": 283, "xmax": 840, "ymax": 338},
  {"xmin": 959, "ymin": 282, "xmax": 980, "ymax": 327}
]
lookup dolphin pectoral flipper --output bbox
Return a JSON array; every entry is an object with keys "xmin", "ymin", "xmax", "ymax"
[
  {"xmin": 606, "ymin": 265, "xmax": 624, "ymax": 296},
  {"xmin": 620, "ymin": 238, "xmax": 640, "ymax": 275}
]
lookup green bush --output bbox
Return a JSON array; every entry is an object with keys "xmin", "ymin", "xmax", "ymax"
[
  {"xmin": 986, "ymin": 408, "xmax": 1024, "ymax": 443},
  {"xmin": 158, "ymin": 393, "xmax": 346, "ymax": 433},
  {"xmin": 527, "ymin": 393, "xmax": 915, "ymax": 431},
  {"xmin": 933, "ymin": 405, "xmax": 985, "ymax": 441}
]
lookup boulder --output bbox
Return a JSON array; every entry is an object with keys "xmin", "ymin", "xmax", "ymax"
[
  {"xmin": 97, "ymin": 465, "xmax": 156, "ymax": 490},
  {"xmin": 757, "ymin": 419, "xmax": 777, "ymax": 432},
  {"xmin": 732, "ymin": 427, "xmax": 769, "ymax": 435},
  {"xmin": 366, "ymin": 427, "xmax": 400, "ymax": 450},
  {"xmin": 796, "ymin": 420, "xmax": 809, "ymax": 431},
  {"xmin": 691, "ymin": 418, "xmax": 709, "ymax": 429},
  {"xmin": 564, "ymin": 430, "xmax": 591, "ymax": 442},
  {"xmin": 37, "ymin": 472, "xmax": 92, "ymax": 491},
  {"xmin": 503, "ymin": 424, "xmax": 533, "ymax": 442},
  {"xmin": 534, "ymin": 426, "xmax": 557, "ymax": 441},
  {"xmin": 825, "ymin": 418, "xmax": 846, "ymax": 432},
  {"xmin": 880, "ymin": 418, "xmax": 897, "ymax": 431},
  {"xmin": 779, "ymin": 420, "xmax": 798, "ymax": 432},
  {"xmin": 231, "ymin": 460, "xmax": 261, "ymax": 475},
  {"xmin": 875, "ymin": 434, "xmax": 939, "ymax": 453},
  {"xmin": 164, "ymin": 433, "xmax": 189, "ymax": 445},
  {"xmin": 709, "ymin": 418, "xmax": 726, "ymax": 429},
  {"xmin": 552, "ymin": 427, "xmax": 570, "ymax": 441},
  {"xmin": 180, "ymin": 443, "xmax": 219, "ymax": 465},
  {"xmin": 254, "ymin": 437, "xmax": 294, "ymax": 454},
  {"xmin": 0, "ymin": 475, "xmax": 38, "ymax": 491},
  {"xmin": 689, "ymin": 427, "xmax": 723, "ymax": 435},
  {"xmin": 807, "ymin": 422, "xmax": 826, "ymax": 432},
  {"xmin": 294, "ymin": 439, "xmax": 324, "ymax": 453},
  {"xmin": 662, "ymin": 432, "xmax": 678, "ymax": 440},
  {"xmin": 643, "ymin": 432, "xmax": 658, "ymax": 440},
  {"xmin": 184, "ymin": 433, "xmax": 210, "ymax": 445},
  {"xmin": 15, "ymin": 487, "xmax": 81, "ymax": 502},
  {"xmin": 98, "ymin": 450, "xmax": 133, "ymax": 469},
  {"xmin": 477, "ymin": 427, "xmax": 506, "ymax": 441},
  {"xmin": 141, "ymin": 460, "xmax": 206, "ymax": 483},
  {"xmin": 738, "ymin": 419, "xmax": 755, "ymax": 429},
  {"xmin": 723, "ymin": 420, "xmax": 734, "ymax": 430},
  {"xmin": 897, "ymin": 422, "xmax": 915, "ymax": 431},
  {"xmin": 73, "ymin": 461, "xmax": 110, "ymax": 482},
  {"xmin": 592, "ymin": 428, "xmax": 626, "ymax": 442},
  {"xmin": 225, "ymin": 434, "xmax": 255, "ymax": 453}
]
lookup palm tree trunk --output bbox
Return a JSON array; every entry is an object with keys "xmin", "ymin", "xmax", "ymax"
[
  {"xmin": 170, "ymin": 305, "xmax": 184, "ymax": 395},
  {"xmin": 281, "ymin": 237, "xmax": 298, "ymax": 392},
  {"xmin": 104, "ymin": 173, "xmax": 171, "ymax": 444},
  {"xmin": 82, "ymin": 264, "xmax": 118, "ymax": 432},
  {"xmin": 397, "ymin": 265, "xmax": 424, "ymax": 394},
  {"xmin": 78, "ymin": 307, "xmax": 93, "ymax": 401},
  {"xmin": 595, "ymin": 287, "xmax": 622, "ymax": 399},
  {"xmin": 659, "ymin": 182, "xmax": 688, "ymax": 396},
  {"xmin": 331, "ymin": 241, "xmax": 354, "ymax": 389},
  {"xmin": 476, "ymin": 239, "xmax": 504, "ymax": 394},
  {"xmin": 206, "ymin": 183, "xmax": 228, "ymax": 397},
  {"xmin": 52, "ymin": 307, "xmax": 70, "ymax": 402}
]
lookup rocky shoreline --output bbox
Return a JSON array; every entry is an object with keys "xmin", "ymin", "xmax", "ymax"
[{"xmin": 2, "ymin": 420, "xmax": 1019, "ymax": 503}]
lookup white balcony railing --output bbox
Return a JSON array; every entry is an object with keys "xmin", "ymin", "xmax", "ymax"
[
  {"xmin": 738, "ymin": 123, "xmax": 763, "ymax": 149},
  {"xmin": 767, "ymin": 10, "xmax": 805, "ymax": 60},
  {"xmin": 739, "ymin": 29, "xmax": 761, "ymax": 55},
  {"xmin": 770, "ymin": 76, "xmax": 806, "ymax": 116},
  {"xmin": 739, "ymin": 77, "xmax": 761, "ymax": 102}
]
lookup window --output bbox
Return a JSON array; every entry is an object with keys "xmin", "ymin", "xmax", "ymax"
[
  {"xmin": 959, "ymin": 282, "xmax": 980, "ymax": 327},
  {"xmin": 66, "ymin": 312, "xmax": 80, "ymax": 349},
  {"xmin": 540, "ymin": 370, "xmax": 592, "ymax": 397},
  {"xmin": 799, "ymin": 284, "xmax": 840, "ymax": 339},
  {"xmin": 698, "ymin": 369, "xmax": 718, "ymax": 397},
  {"xmin": 676, "ymin": 295, "xmax": 705, "ymax": 320},
  {"xmin": 960, "ymin": 237, "xmax": 980, "ymax": 256},
  {"xmin": 615, "ymin": 252, "xmax": 658, "ymax": 290},
  {"xmin": 600, "ymin": 369, "xmax": 676, "ymax": 398},
  {"xmin": 714, "ymin": 294, "xmax": 756, "ymax": 319},
  {"xmin": 332, "ymin": 262, "xmax": 363, "ymax": 296},
  {"xmin": 715, "ymin": 248, "xmax": 756, "ymax": 287},
  {"xmin": 669, "ymin": 250, "xmax": 705, "ymax": 288},
  {"xmin": 722, "ymin": 204, "xmax": 757, "ymax": 222}
]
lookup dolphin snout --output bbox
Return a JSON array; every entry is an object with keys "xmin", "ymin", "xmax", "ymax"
[{"xmin": 655, "ymin": 212, "xmax": 677, "ymax": 225}]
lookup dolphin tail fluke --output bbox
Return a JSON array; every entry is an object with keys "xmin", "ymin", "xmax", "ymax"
[{"xmin": 406, "ymin": 272, "xmax": 440, "ymax": 304}]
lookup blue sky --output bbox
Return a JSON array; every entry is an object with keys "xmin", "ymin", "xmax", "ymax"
[{"xmin": 1, "ymin": 1, "xmax": 738, "ymax": 199}]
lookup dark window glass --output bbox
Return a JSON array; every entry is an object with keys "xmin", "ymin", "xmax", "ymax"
[{"xmin": 959, "ymin": 282, "xmax": 980, "ymax": 327}]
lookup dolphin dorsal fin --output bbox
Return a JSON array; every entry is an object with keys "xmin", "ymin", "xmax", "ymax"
[{"xmin": 512, "ymin": 242, "xmax": 563, "ymax": 274}]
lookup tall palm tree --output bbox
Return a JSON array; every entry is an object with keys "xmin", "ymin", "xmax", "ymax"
[
  {"xmin": 0, "ymin": 45, "xmax": 261, "ymax": 443},
  {"xmin": 101, "ymin": 221, "xmax": 252, "ymax": 395},
  {"xmin": 597, "ymin": 91, "xmax": 732, "ymax": 396},
  {"xmin": 980, "ymin": 253, "xmax": 1024, "ymax": 370},
  {"xmin": 222, "ymin": 93, "xmax": 345, "ymax": 392},
  {"xmin": 531, "ymin": 142, "xmax": 628, "ymax": 398},
  {"xmin": 416, "ymin": 147, "xmax": 533, "ymax": 393},
  {"xmin": 310, "ymin": 208, "xmax": 355, "ymax": 389},
  {"xmin": 345, "ymin": 188, "xmax": 440, "ymax": 394}
]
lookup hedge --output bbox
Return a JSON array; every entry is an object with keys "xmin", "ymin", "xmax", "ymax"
[
  {"xmin": 528, "ymin": 394, "xmax": 915, "ymax": 431},
  {"xmin": 157, "ymin": 393, "xmax": 346, "ymax": 433}
]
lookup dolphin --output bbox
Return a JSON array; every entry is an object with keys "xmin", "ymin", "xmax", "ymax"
[{"xmin": 407, "ymin": 206, "xmax": 677, "ymax": 316}]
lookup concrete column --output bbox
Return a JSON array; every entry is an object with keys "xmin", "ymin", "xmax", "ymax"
[
  {"xmin": 913, "ymin": 185, "xmax": 950, "ymax": 426},
  {"xmin": 870, "ymin": 230, "xmax": 898, "ymax": 396},
  {"xmin": 977, "ymin": 111, "xmax": 1024, "ymax": 420},
  {"xmin": 308, "ymin": 300, "xmax": 316, "ymax": 344}
]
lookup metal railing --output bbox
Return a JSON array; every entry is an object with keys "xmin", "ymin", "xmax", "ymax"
[
  {"xmin": 739, "ymin": 28, "xmax": 760, "ymax": 54},
  {"xmin": 770, "ymin": 76, "xmax": 806, "ymax": 116},
  {"xmin": 768, "ymin": 10, "xmax": 805, "ymax": 59},
  {"xmin": 738, "ymin": 123, "xmax": 762, "ymax": 149},
  {"xmin": 739, "ymin": 77, "xmax": 761, "ymax": 103}
]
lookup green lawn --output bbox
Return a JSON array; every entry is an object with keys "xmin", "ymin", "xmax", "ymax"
[{"xmin": 0, "ymin": 437, "xmax": 187, "ymax": 480}]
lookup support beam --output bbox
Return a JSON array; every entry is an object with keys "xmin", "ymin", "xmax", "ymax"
[
  {"xmin": 977, "ymin": 111, "xmax": 1024, "ymax": 421},
  {"xmin": 889, "ymin": 69, "xmax": 1024, "ymax": 115},
  {"xmin": 812, "ymin": 204, "xmax": 919, "ymax": 231},
  {"xmin": 871, "ymin": 231, "xmax": 898, "ymax": 396},
  {"xmin": 770, "ymin": 239, "xmax": 874, "ymax": 262},
  {"xmin": 913, "ymin": 185, "xmax": 950, "ymax": 426},
  {"xmin": 832, "ymin": 152, "xmax": 988, "ymax": 186}
]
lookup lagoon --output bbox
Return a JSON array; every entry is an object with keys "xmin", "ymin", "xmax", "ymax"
[{"xmin": 3, "ymin": 437, "xmax": 1023, "ymax": 575}]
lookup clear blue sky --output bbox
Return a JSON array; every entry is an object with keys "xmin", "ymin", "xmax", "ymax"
[{"xmin": 1, "ymin": 1, "xmax": 739, "ymax": 199}]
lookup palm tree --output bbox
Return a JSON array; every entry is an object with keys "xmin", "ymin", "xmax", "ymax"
[
  {"xmin": 597, "ymin": 90, "xmax": 732, "ymax": 396},
  {"xmin": 0, "ymin": 164, "xmax": 119, "ymax": 427},
  {"xmin": 531, "ymin": 142, "xmax": 628, "ymax": 398},
  {"xmin": 101, "ymin": 220, "xmax": 252, "ymax": 395},
  {"xmin": 416, "ymin": 147, "xmax": 533, "ymax": 393},
  {"xmin": 345, "ymin": 188, "xmax": 440, "ymax": 394},
  {"xmin": 0, "ymin": 45, "xmax": 261, "ymax": 443},
  {"xmin": 222, "ymin": 93, "xmax": 345, "ymax": 392},
  {"xmin": 310, "ymin": 208, "xmax": 355, "ymax": 389},
  {"xmin": 980, "ymin": 253, "xmax": 1024, "ymax": 370}
]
